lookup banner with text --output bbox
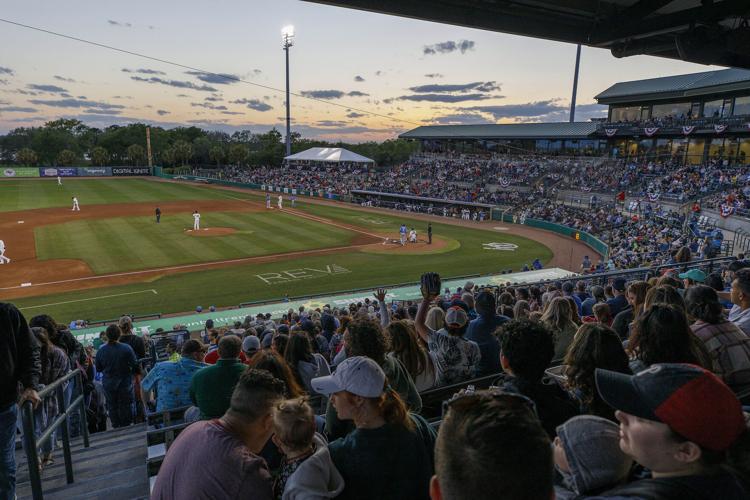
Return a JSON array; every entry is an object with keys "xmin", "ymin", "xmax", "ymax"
[
  {"xmin": 39, "ymin": 167, "xmax": 78, "ymax": 177},
  {"xmin": 112, "ymin": 167, "xmax": 152, "ymax": 176},
  {"xmin": 2, "ymin": 167, "xmax": 40, "ymax": 178}
]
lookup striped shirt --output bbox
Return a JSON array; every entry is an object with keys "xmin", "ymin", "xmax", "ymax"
[{"xmin": 691, "ymin": 320, "xmax": 750, "ymax": 396}]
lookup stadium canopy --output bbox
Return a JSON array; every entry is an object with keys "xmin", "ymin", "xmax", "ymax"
[
  {"xmin": 400, "ymin": 122, "xmax": 598, "ymax": 140},
  {"xmin": 302, "ymin": 0, "xmax": 750, "ymax": 69},
  {"xmin": 284, "ymin": 147, "xmax": 375, "ymax": 163}
]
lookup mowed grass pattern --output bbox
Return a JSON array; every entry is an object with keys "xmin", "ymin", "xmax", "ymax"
[
  {"xmin": 34, "ymin": 211, "xmax": 356, "ymax": 273},
  {"xmin": 0, "ymin": 178, "xmax": 229, "ymax": 212}
]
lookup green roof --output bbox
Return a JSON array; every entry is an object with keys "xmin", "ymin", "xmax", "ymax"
[
  {"xmin": 399, "ymin": 122, "xmax": 598, "ymax": 140},
  {"xmin": 595, "ymin": 68, "xmax": 750, "ymax": 104}
]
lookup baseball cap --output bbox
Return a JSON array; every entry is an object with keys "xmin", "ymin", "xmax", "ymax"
[
  {"xmin": 612, "ymin": 278, "xmax": 627, "ymax": 292},
  {"xmin": 311, "ymin": 356, "xmax": 385, "ymax": 398},
  {"xmin": 678, "ymin": 269, "xmax": 706, "ymax": 282},
  {"xmin": 242, "ymin": 335, "xmax": 260, "ymax": 354},
  {"xmin": 595, "ymin": 364, "xmax": 745, "ymax": 452},
  {"xmin": 445, "ymin": 306, "xmax": 468, "ymax": 328}
]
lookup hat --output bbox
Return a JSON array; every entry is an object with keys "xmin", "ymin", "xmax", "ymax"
[
  {"xmin": 311, "ymin": 356, "xmax": 385, "ymax": 398},
  {"xmin": 612, "ymin": 278, "xmax": 627, "ymax": 292},
  {"xmin": 242, "ymin": 335, "xmax": 260, "ymax": 354},
  {"xmin": 678, "ymin": 269, "xmax": 706, "ymax": 282},
  {"xmin": 261, "ymin": 332, "xmax": 274, "ymax": 349},
  {"xmin": 445, "ymin": 306, "xmax": 468, "ymax": 328},
  {"xmin": 595, "ymin": 364, "xmax": 745, "ymax": 452}
]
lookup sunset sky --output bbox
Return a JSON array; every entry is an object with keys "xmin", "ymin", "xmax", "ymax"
[{"xmin": 0, "ymin": 0, "xmax": 724, "ymax": 142}]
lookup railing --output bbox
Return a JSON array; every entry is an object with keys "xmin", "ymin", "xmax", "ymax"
[{"xmin": 20, "ymin": 369, "xmax": 90, "ymax": 500}]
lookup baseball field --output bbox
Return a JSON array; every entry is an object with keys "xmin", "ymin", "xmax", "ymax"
[{"xmin": 0, "ymin": 177, "xmax": 584, "ymax": 322}]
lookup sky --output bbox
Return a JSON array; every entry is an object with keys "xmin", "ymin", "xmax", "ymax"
[{"xmin": 0, "ymin": 0, "xmax": 725, "ymax": 142}]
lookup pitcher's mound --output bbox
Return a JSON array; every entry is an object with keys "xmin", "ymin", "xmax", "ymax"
[{"xmin": 186, "ymin": 227, "xmax": 237, "ymax": 237}]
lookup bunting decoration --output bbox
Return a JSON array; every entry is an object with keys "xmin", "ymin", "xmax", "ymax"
[
  {"xmin": 581, "ymin": 186, "xmax": 592, "ymax": 192},
  {"xmin": 720, "ymin": 203, "xmax": 734, "ymax": 218},
  {"xmin": 604, "ymin": 128, "xmax": 618, "ymax": 137},
  {"xmin": 682, "ymin": 125, "xmax": 695, "ymax": 135},
  {"xmin": 714, "ymin": 124, "xmax": 727, "ymax": 134},
  {"xmin": 644, "ymin": 127, "xmax": 659, "ymax": 137},
  {"xmin": 499, "ymin": 178, "xmax": 511, "ymax": 188},
  {"xmin": 648, "ymin": 192, "xmax": 660, "ymax": 202}
]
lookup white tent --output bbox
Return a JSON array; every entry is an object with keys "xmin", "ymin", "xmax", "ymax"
[{"xmin": 284, "ymin": 147, "xmax": 374, "ymax": 164}]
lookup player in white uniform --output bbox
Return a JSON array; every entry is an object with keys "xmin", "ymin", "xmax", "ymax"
[
  {"xmin": 409, "ymin": 228, "xmax": 417, "ymax": 243},
  {"xmin": 266, "ymin": 193, "xmax": 271, "ymax": 209},
  {"xmin": 278, "ymin": 195, "xmax": 283, "ymax": 209},
  {"xmin": 0, "ymin": 240, "xmax": 9, "ymax": 264},
  {"xmin": 192, "ymin": 210, "xmax": 200, "ymax": 231},
  {"xmin": 71, "ymin": 197, "xmax": 80, "ymax": 211},
  {"xmin": 57, "ymin": 176, "xmax": 62, "ymax": 186}
]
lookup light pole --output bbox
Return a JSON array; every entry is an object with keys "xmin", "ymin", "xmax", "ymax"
[
  {"xmin": 570, "ymin": 44, "xmax": 581, "ymax": 123},
  {"xmin": 282, "ymin": 25, "xmax": 295, "ymax": 158}
]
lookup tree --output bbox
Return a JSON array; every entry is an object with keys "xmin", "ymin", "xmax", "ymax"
[
  {"xmin": 56, "ymin": 149, "xmax": 77, "ymax": 166},
  {"xmin": 127, "ymin": 144, "xmax": 146, "ymax": 166},
  {"xmin": 160, "ymin": 147, "xmax": 176, "ymax": 167},
  {"xmin": 228, "ymin": 143, "xmax": 249, "ymax": 167},
  {"xmin": 91, "ymin": 146, "xmax": 109, "ymax": 166},
  {"xmin": 172, "ymin": 140, "xmax": 193, "ymax": 166},
  {"xmin": 16, "ymin": 147, "xmax": 38, "ymax": 166},
  {"xmin": 209, "ymin": 146, "xmax": 225, "ymax": 167}
]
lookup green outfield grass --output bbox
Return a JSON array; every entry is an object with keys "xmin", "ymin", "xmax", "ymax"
[
  {"xmin": 0, "ymin": 178, "xmax": 226, "ymax": 212},
  {"xmin": 8, "ymin": 179, "xmax": 554, "ymax": 321}
]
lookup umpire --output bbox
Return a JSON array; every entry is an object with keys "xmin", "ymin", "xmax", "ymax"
[
  {"xmin": 155, "ymin": 207, "xmax": 161, "ymax": 223},
  {"xmin": 427, "ymin": 223, "xmax": 432, "ymax": 244}
]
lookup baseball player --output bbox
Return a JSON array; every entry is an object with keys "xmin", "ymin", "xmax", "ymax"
[
  {"xmin": 57, "ymin": 176, "xmax": 62, "ymax": 186},
  {"xmin": 155, "ymin": 207, "xmax": 161, "ymax": 223},
  {"xmin": 291, "ymin": 194, "xmax": 296, "ymax": 208},
  {"xmin": 399, "ymin": 224, "xmax": 407, "ymax": 246},
  {"xmin": 427, "ymin": 223, "xmax": 432, "ymax": 244},
  {"xmin": 71, "ymin": 196, "xmax": 80, "ymax": 211},
  {"xmin": 0, "ymin": 240, "xmax": 9, "ymax": 264},
  {"xmin": 192, "ymin": 210, "xmax": 200, "ymax": 231},
  {"xmin": 409, "ymin": 228, "xmax": 417, "ymax": 243},
  {"xmin": 278, "ymin": 195, "xmax": 283, "ymax": 209},
  {"xmin": 266, "ymin": 193, "xmax": 271, "ymax": 209}
]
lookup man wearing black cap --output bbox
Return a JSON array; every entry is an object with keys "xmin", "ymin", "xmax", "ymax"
[{"xmin": 606, "ymin": 278, "xmax": 628, "ymax": 317}]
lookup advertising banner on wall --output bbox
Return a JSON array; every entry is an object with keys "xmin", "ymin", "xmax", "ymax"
[
  {"xmin": 79, "ymin": 167, "xmax": 112, "ymax": 176},
  {"xmin": 111, "ymin": 167, "xmax": 152, "ymax": 176},
  {"xmin": 2, "ymin": 167, "xmax": 40, "ymax": 177},
  {"xmin": 39, "ymin": 167, "xmax": 78, "ymax": 177}
]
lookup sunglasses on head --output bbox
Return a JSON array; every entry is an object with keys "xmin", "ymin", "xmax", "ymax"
[{"xmin": 442, "ymin": 386, "xmax": 537, "ymax": 418}]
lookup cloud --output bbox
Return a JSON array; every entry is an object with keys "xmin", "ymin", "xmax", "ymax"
[
  {"xmin": 408, "ymin": 81, "xmax": 500, "ymax": 94},
  {"xmin": 354, "ymin": 75, "xmax": 365, "ymax": 82},
  {"xmin": 185, "ymin": 71, "xmax": 240, "ymax": 85},
  {"xmin": 29, "ymin": 98, "xmax": 125, "ymax": 111},
  {"xmin": 0, "ymin": 67, "xmax": 14, "ymax": 75},
  {"xmin": 299, "ymin": 90, "xmax": 370, "ymax": 100},
  {"xmin": 130, "ymin": 75, "xmax": 217, "ymax": 92},
  {"xmin": 466, "ymin": 100, "xmax": 567, "ymax": 119},
  {"xmin": 424, "ymin": 73, "xmax": 444, "ymax": 78},
  {"xmin": 399, "ymin": 93, "xmax": 495, "ymax": 103},
  {"xmin": 27, "ymin": 84, "xmax": 68, "ymax": 93},
  {"xmin": 347, "ymin": 91, "xmax": 369, "ymax": 97},
  {"xmin": 191, "ymin": 102, "xmax": 228, "ymax": 111},
  {"xmin": 156, "ymin": 110, "xmax": 170, "ymax": 116},
  {"xmin": 229, "ymin": 98, "xmax": 273, "ymax": 112},
  {"xmin": 108, "ymin": 20, "xmax": 132, "ymax": 27},
  {"xmin": 53, "ymin": 75, "xmax": 76, "ymax": 83},
  {"xmin": 316, "ymin": 120, "xmax": 349, "ymax": 127},
  {"xmin": 83, "ymin": 108, "xmax": 123, "ymax": 115},
  {"xmin": 374, "ymin": 70, "xmax": 383, "ymax": 76},
  {"xmin": 122, "ymin": 68, "xmax": 166, "ymax": 75},
  {"xmin": 0, "ymin": 105, "xmax": 38, "ymax": 113},
  {"xmin": 346, "ymin": 112, "xmax": 365, "ymax": 118},
  {"xmin": 0, "ymin": 79, "xmax": 8, "ymax": 86},
  {"xmin": 423, "ymin": 40, "xmax": 475, "ymax": 55},
  {"xmin": 204, "ymin": 95, "xmax": 223, "ymax": 102},
  {"xmin": 176, "ymin": 94, "xmax": 190, "ymax": 98},
  {"xmin": 431, "ymin": 112, "xmax": 488, "ymax": 125},
  {"xmin": 221, "ymin": 111, "xmax": 244, "ymax": 115}
]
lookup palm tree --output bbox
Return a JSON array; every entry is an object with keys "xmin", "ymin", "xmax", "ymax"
[
  {"xmin": 56, "ymin": 149, "xmax": 77, "ymax": 166},
  {"xmin": 127, "ymin": 144, "xmax": 146, "ymax": 166},
  {"xmin": 90, "ymin": 146, "xmax": 108, "ymax": 166},
  {"xmin": 209, "ymin": 145, "xmax": 225, "ymax": 167},
  {"xmin": 228, "ymin": 143, "xmax": 249, "ymax": 167},
  {"xmin": 172, "ymin": 140, "xmax": 193, "ymax": 167},
  {"xmin": 16, "ymin": 148, "xmax": 38, "ymax": 166}
]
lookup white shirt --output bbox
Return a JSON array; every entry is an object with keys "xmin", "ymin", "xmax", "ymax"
[
  {"xmin": 73, "ymin": 198, "xmax": 78, "ymax": 203},
  {"xmin": 193, "ymin": 213, "xmax": 200, "ymax": 220},
  {"xmin": 729, "ymin": 304, "xmax": 750, "ymax": 336},
  {"xmin": 0, "ymin": 240, "xmax": 4, "ymax": 251}
]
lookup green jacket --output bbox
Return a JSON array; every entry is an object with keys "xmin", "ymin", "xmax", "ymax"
[{"xmin": 189, "ymin": 358, "xmax": 246, "ymax": 419}]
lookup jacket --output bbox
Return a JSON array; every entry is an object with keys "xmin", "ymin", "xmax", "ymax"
[
  {"xmin": 0, "ymin": 303, "xmax": 41, "ymax": 407},
  {"xmin": 282, "ymin": 433, "xmax": 345, "ymax": 500}
]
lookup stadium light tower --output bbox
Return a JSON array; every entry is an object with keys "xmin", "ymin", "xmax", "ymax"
[{"xmin": 282, "ymin": 25, "xmax": 295, "ymax": 158}]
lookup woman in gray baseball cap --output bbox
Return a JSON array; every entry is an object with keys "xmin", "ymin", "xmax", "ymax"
[{"xmin": 311, "ymin": 356, "xmax": 436, "ymax": 500}]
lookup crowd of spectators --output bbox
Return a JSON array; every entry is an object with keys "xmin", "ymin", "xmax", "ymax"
[{"xmin": 5, "ymin": 257, "xmax": 750, "ymax": 498}]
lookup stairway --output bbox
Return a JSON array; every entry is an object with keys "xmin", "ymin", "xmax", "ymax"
[{"xmin": 15, "ymin": 424, "xmax": 149, "ymax": 500}]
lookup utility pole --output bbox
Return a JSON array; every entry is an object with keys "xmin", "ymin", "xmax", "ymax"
[
  {"xmin": 282, "ymin": 26, "xmax": 295, "ymax": 158},
  {"xmin": 146, "ymin": 126, "xmax": 153, "ymax": 169}
]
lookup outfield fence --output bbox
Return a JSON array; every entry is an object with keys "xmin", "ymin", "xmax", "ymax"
[{"xmin": 1, "ymin": 166, "xmax": 152, "ymax": 178}]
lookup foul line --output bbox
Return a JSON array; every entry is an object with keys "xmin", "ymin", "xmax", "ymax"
[{"xmin": 19, "ymin": 289, "xmax": 158, "ymax": 309}]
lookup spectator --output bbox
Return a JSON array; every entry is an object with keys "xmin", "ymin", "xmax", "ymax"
[
  {"xmin": 271, "ymin": 397, "xmax": 344, "ymax": 499},
  {"xmin": 684, "ymin": 285, "xmax": 750, "ymax": 398},
  {"xmin": 242, "ymin": 335, "xmax": 260, "ymax": 359},
  {"xmin": 563, "ymin": 323, "xmax": 630, "ymax": 421},
  {"xmin": 581, "ymin": 285, "xmax": 605, "ymax": 317},
  {"xmin": 588, "ymin": 303, "xmax": 613, "ymax": 326},
  {"xmin": 541, "ymin": 297, "xmax": 578, "ymax": 365},
  {"xmin": 513, "ymin": 300, "xmax": 530, "ymax": 320},
  {"xmin": 141, "ymin": 339, "xmax": 207, "ymax": 413},
  {"xmin": 189, "ymin": 335, "xmax": 247, "ymax": 419},
  {"xmin": 627, "ymin": 304, "xmax": 711, "ymax": 373},
  {"xmin": 284, "ymin": 333, "xmax": 331, "ymax": 400},
  {"xmin": 643, "ymin": 284, "xmax": 686, "ymax": 312},
  {"xmin": 94, "ymin": 324, "xmax": 139, "ymax": 428},
  {"xmin": 574, "ymin": 281, "xmax": 590, "ymax": 303},
  {"xmin": 562, "ymin": 281, "xmax": 583, "ymax": 316},
  {"xmin": 595, "ymin": 364, "xmax": 749, "ymax": 498},
  {"xmin": 424, "ymin": 306, "xmax": 445, "ymax": 332},
  {"xmin": 117, "ymin": 315, "xmax": 146, "ymax": 422},
  {"xmin": 553, "ymin": 416, "xmax": 632, "ymax": 500},
  {"xmin": 248, "ymin": 350, "xmax": 305, "ymax": 398},
  {"xmin": 151, "ymin": 369, "xmax": 286, "ymax": 499},
  {"xmin": 0, "ymin": 303, "xmax": 41, "ymax": 500},
  {"xmin": 612, "ymin": 281, "xmax": 651, "ymax": 341},
  {"xmin": 312, "ymin": 356, "xmax": 436, "ymax": 500},
  {"xmin": 493, "ymin": 319, "xmax": 578, "ymax": 438},
  {"xmin": 606, "ymin": 278, "xmax": 629, "ymax": 317},
  {"xmin": 204, "ymin": 341, "xmax": 248, "ymax": 364},
  {"xmin": 431, "ymin": 389, "xmax": 553, "ymax": 500},
  {"xmin": 729, "ymin": 268, "xmax": 750, "ymax": 336},
  {"xmin": 465, "ymin": 291, "xmax": 508, "ymax": 376},
  {"xmin": 273, "ymin": 333, "xmax": 290, "ymax": 356},
  {"xmin": 565, "ymin": 297, "xmax": 582, "ymax": 325},
  {"xmin": 387, "ymin": 320, "xmax": 440, "ymax": 391}
]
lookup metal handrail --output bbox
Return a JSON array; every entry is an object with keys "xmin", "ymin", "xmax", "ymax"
[{"xmin": 20, "ymin": 369, "xmax": 90, "ymax": 500}]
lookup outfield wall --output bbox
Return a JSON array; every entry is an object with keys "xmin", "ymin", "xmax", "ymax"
[{"xmin": 1, "ymin": 166, "xmax": 152, "ymax": 178}]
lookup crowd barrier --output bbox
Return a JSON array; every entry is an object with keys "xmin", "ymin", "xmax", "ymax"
[{"xmin": 1, "ymin": 166, "xmax": 152, "ymax": 178}]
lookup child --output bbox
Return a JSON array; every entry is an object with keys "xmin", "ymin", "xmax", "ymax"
[{"xmin": 272, "ymin": 397, "xmax": 344, "ymax": 499}]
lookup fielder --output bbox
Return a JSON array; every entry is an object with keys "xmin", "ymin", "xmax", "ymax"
[
  {"xmin": 0, "ymin": 240, "xmax": 9, "ymax": 264},
  {"xmin": 278, "ymin": 195, "xmax": 283, "ymax": 209},
  {"xmin": 409, "ymin": 228, "xmax": 417, "ymax": 243},
  {"xmin": 192, "ymin": 210, "xmax": 200, "ymax": 231},
  {"xmin": 57, "ymin": 176, "xmax": 62, "ymax": 186},
  {"xmin": 291, "ymin": 194, "xmax": 296, "ymax": 208},
  {"xmin": 399, "ymin": 224, "xmax": 407, "ymax": 246},
  {"xmin": 266, "ymin": 193, "xmax": 271, "ymax": 209},
  {"xmin": 71, "ymin": 196, "xmax": 80, "ymax": 211}
]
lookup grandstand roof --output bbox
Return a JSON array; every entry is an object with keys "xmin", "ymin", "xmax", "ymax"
[
  {"xmin": 302, "ymin": 0, "xmax": 750, "ymax": 69},
  {"xmin": 284, "ymin": 147, "xmax": 374, "ymax": 163},
  {"xmin": 595, "ymin": 68, "xmax": 750, "ymax": 104},
  {"xmin": 399, "ymin": 122, "xmax": 598, "ymax": 140}
]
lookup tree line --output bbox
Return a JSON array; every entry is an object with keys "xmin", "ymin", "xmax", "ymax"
[{"xmin": 0, "ymin": 119, "xmax": 418, "ymax": 168}]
